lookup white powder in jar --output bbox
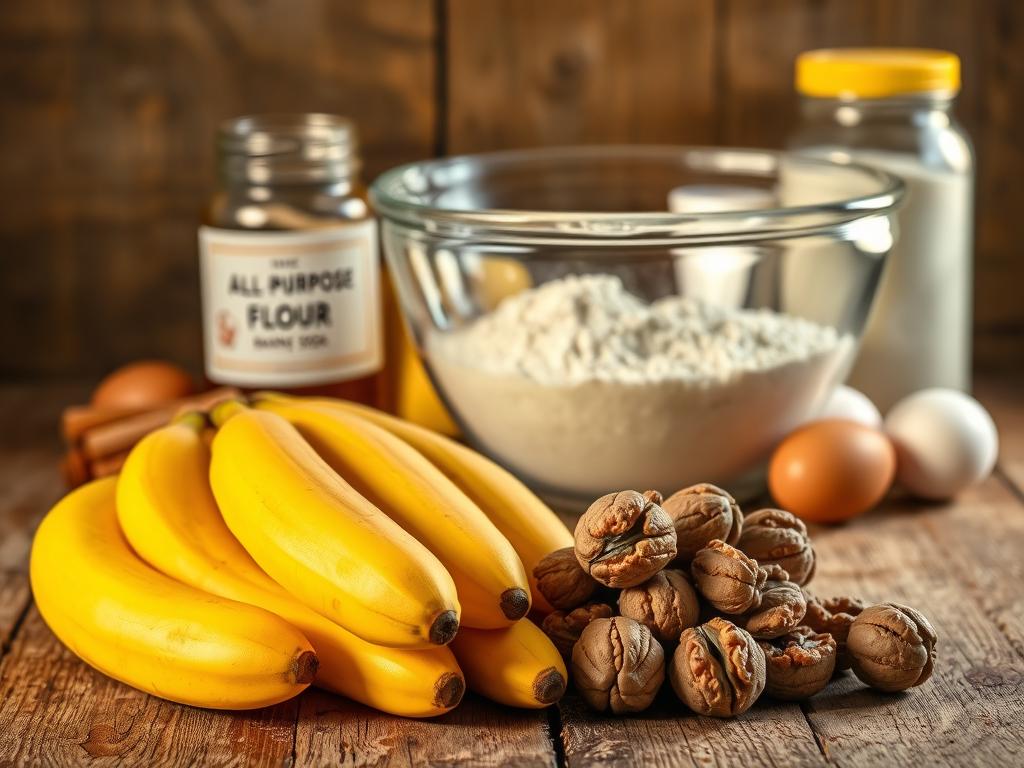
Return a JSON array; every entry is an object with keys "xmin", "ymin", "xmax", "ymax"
[{"xmin": 428, "ymin": 274, "xmax": 854, "ymax": 502}]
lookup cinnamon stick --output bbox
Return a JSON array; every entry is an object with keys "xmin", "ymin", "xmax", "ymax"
[
  {"xmin": 61, "ymin": 449, "xmax": 91, "ymax": 488},
  {"xmin": 81, "ymin": 408, "xmax": 172, "ymax": 460},
  {"xmin": 78, "ymin": 387, "xmax": 240, "ymax": 460},
  {"xmin": 90, "ymin": 450, "xmax": 131, "ymax": 478},
  {"xmin": 62, "ymin": 404, "xmax": 148, "ymax": 443}
]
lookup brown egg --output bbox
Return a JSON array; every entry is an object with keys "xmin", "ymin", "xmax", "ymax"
[
  {"xmin": 92, "ymin": 360, "xmax": 196, "ymax": 409},
  {"xmin": 768, "ymin": 419, "xmax": 896, "ymax": 524}
]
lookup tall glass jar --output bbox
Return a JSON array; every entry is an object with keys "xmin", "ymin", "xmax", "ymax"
[
  {"xmin": 789, "ymin": 49, "xmax": 974, "ymax": 411},
  {"xmin": 200, "ymin": 114, "xmax": 382, "ymax": 402}
]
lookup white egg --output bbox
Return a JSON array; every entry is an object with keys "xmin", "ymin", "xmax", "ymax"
[
  {"xmin": 811, "ymin": 385, "xmax": 883, "ymax": 428},
  {"xmin": 884, "ymin": 388, "xmax": 999, "ymax": 500}
]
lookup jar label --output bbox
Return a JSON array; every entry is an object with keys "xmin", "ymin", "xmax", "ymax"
[{"xmin": 198, "ymin": 222, "xmax": 382, "ymax": 387}]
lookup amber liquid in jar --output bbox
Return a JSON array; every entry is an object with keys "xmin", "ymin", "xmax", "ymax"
[{"xmin": 199, "ymin": 114, "xmax": 382, "ymax": 403}]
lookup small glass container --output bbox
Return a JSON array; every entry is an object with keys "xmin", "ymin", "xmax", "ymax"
[
  {"xmin": 200, "ymin": 113, "xmax": 382, "ymax": 402},
  {"xmin": 789, "ymin": 49, "xmax": 974, "ymax": 411}
]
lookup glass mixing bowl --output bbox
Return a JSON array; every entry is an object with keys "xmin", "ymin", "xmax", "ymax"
[{"xmin": 371, "ymin": 146, "xmax": 903, "ymax": 508}]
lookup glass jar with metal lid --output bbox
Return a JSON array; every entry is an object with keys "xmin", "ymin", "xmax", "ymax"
[
  {"xmin": 789, "ymin": 49, "xmax": 974, "ymax": 411},
  {"xmin": 200, "ymin": 113, "xmax": 382, "ymax": 402}
]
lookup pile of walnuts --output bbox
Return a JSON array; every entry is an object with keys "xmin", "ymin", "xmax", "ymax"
[{"xmin": 534, "ymin": 484, "xmax": 938, "ymax": 717}]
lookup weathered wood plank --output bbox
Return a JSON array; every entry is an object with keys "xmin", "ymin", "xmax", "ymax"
[
  {"xmin": 559, "ymin": 693, "xmax": 825, "ymax": 767},
  {"xmin": 978, "ymin": 376, "xmax": 1024, "ymax": 495},
  {"xmin": 0, "ymin": 607, "xmax": 300, "ymax": 767},
  {"xmin": 293, "ymin": 690, "xmax": 556, "ymax": 767},
  {"xmin": 446, "ymin": 0, "xmax": 717, "ymax": 152},
  {"xmin": 917, "ymin": 475, "xmax": 1024, "ymax": 664},
  {"xmin": 971, "ymin": 0, "xmax": 1024, "ymax": 368},
  {"xmin": 0, "ymin": 384, "xmax": 87, "ymax": 571},
  {"xmin": 802, "ymin": 478, "xmax": 1024, "ymax": 767},
  {"xmin": 0, "ymin": 572, "xmax": 30, "ymax": 652}
]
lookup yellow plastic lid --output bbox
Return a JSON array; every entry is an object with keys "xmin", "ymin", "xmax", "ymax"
[{"xmin": 796, "ymin": 48, "xmax": 960, "ymax": 99}]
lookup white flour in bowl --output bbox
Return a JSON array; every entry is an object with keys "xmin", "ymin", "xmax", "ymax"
[{"xmin": 428, "ymin": 274, "xmax": 854, "ymax": 502}]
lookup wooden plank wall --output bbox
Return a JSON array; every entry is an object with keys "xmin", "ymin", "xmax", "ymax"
[{"xmin": 2, "ymin": 0, "xmax": 1021, "ymax": 379}]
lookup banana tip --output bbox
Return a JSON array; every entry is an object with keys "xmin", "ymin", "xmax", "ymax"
[
  {"xmin": 533, "ymin": 667, "xmax": 566, "ymax": 705},
  {"xmin": 433, "ymin": 672, "xmax": 466, "ymax": 709},
  {"xmin": 500, "ymin": 587, "xmax": 530, "ymax": 620},
  {"xmin": 429, "ymin": 610, "xmax": 460, "ymax": 645},
  {"xmin": 290, "ymin": 650, "xmax": 319, "ymax": 685}
]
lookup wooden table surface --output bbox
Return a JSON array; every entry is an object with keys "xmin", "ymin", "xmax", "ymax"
[{"xmin": 1, "ymin": 378, "xmax": 1022, "ymax": 767}]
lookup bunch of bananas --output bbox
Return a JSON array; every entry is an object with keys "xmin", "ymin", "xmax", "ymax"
[{"xmin": 30, "ymin": 396, "xmax": 574, "ymax": 716}]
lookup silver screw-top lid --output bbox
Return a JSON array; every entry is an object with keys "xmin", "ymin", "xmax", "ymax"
[{"xmin": 218, "ymin": 113, "xmax": 360, "ymax": 185}]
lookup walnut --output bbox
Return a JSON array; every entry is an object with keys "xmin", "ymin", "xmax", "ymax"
[
  {"xmin": 759, "ymin": 627, "xmax": 836, "ymax": 700},
  {"xmin": 571, "ymin": 616, "xmax": 665, "ymax": 714},
  {"xmin": 736, "ymin": 508, "xmax": 816, "ymax": 586},
  {"xmin": 618, "ymin": 569, "xmax": 700, "ymax": 646},
  {"xmin": 802, "ymin": 591, "xmax": 866, "ymax": 670},
  {"xmin": 574, "ymin": 490, "xmax": 677, "ymax": 588},
  {"xmin": 736, "ymin": 565, "xmax": 807, "ymax": 639},
  {"xmin": 670, "ymin": 616, "xmax": 766, "ymax": 718},
  {"xmin": 662, "ymin": 483, "xmax": 743, "ymax": 565},
  {"xmin": 533, "ymin": 547, "xmax": 598, "ymax": 611},
  {"xmin": 541, "ymin": 603, "xmax": 614, "ymax": 659},
  {"xmin": 848, "ymin": 603, "xmax": 937, "ymax": 692},
  {"xmin": 690, "ymin": 540, "xmax": 766, "ymax": 614}
]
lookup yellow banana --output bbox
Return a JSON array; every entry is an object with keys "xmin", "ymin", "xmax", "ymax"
[
  {"xmin": 255, "ymin": 396, "xmax": 530, "ymax": 629},
  {"xmin": 208, "ymin": 401, "xmax": 460, "ymax": 649},
  {"xmin": 116, "ymin": 414, "xmax": 465, "ymax": 717},
  {"xmin": 283, "ymin": 396, "xmax": 573, "ymax": 614},
  {"xmin": 30, "ymin": 477, "xmax": 316, "ymax": 710},
  {"xmin": 450, "ymin": 619, "xmax": 567, "ymax": 709}
]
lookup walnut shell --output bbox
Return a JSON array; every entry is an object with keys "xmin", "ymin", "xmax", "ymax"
[
  {"xmin": 848, "ymin": 603, "xmax": 937, "ymax": 692},
  {"xmin": 760, "ymin": 627, "xmax": 836, "ymax": 700},
  {"xmin": 802, "ymin": 592, "xmax": 866, "ymax": 671},
  {"xmin": 571, "ymin": 616, "xmax": 665, "ymax": 714},
  {"xmin": 736, "ymin": 565, "xmax": 806, "ymax": 639},
  {"xmin": 574, "ymin": 490, "xmax": 677, "ymax": 588},
  {"xmin": 618, "ymin": 569, "xmax": 700, "ymax": 646},
  {"xmin": 662, "ymin": 483, "xmax": 743, "ymax": 565},
  {"xmin": 541, "ymin": 603, "xmax": 614, "ymax": 659},
  {"xmin": 534, "ymin": 547, "xmax": 598, "ymax": 611},
  {"xmin": 736, "ymin": 508, "xmax": 816, "ymax": 586},
  {"xmin": 690, "ymin": 540, "xmax": 766, "ymax": 614},
  {"xmin": 670, "ymin": 616, "xmax": 766, "ymax": 718}
]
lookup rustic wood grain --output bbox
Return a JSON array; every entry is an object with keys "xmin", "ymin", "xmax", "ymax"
[
  {"xmin": 559, "ymin": 693, "xmax": 825, "ymax": 767},
  {"xmin": 803, "ymin": 479, "xmax": 1024, "ymax": 766},
  {"xmin": 971, "ymin": 0, "xmax": 1024, "ymax": 370},
  {"xmin": 0, "ymin": 607, "xmax": 301, "ymax": 767},
  {"xmin": 293, "ymin": 690, "xmax": 556, "ymax": 767},
  {"xmin": 2, "ymin": 0, "xmax": 1022, "ymax": 378},
  {"xmin": 917, "ymin": 476, "xmax": 1024, "ymax": 664},
  {"xmin": 444, "ymin": 0, "xmax": 718, "ymax": 151},
  {"xmin": 0, "ymin": 0, "xmax": 437, "ymax": 378},
  {"xmin": 978, "ymin": 376, "xmax": 1024, "ymax": 494},
  {"xmin": 0, "ymin": 573, "xmax": 30, "ymax": 653},
  {"xmin": 0, "ymin": 384, "xmax": 85, "ymax": 571},
  {"xmin": 2, "ymin": 382, "xmax": 1024, "ymax": 766}
]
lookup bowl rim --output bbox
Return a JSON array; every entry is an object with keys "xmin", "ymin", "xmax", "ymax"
[{"xmin": 369, "ymin": 145, "xmax": 905, "ymax": 245}]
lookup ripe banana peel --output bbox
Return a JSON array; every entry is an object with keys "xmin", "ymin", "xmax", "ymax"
[
  {"xmin": 255, "ymin": 396, "xmax": 531, "ymax": 629},
  {"xmin": 30, "ymin": 476, "xmax": 317, "ymax": 710},
  {"xmin": 117, "ymin": 416, "xmax": 465, "ymax": 717},
  {"xmin": 208, "ymin": 401, "xmax": 460, "ymax": 648},
  {"xmin": 450, "ymin": 619, "xmax": 567, "ymax": 709},
  {"xmin": 285, "ymin": 395, "xmax": 574, "ymax": 614}
]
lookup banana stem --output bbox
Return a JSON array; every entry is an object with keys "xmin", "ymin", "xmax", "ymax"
[
  {"xmin": 209, "ymin": 398, "xmax": 248, "ymax": 428},
  {"xmin": 172, "ymin": 410, "xmax": 209, "ymax": 432},
  {"xmin": 249, "ymin": 391, "xmax": 291, "ymax": 406}
]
